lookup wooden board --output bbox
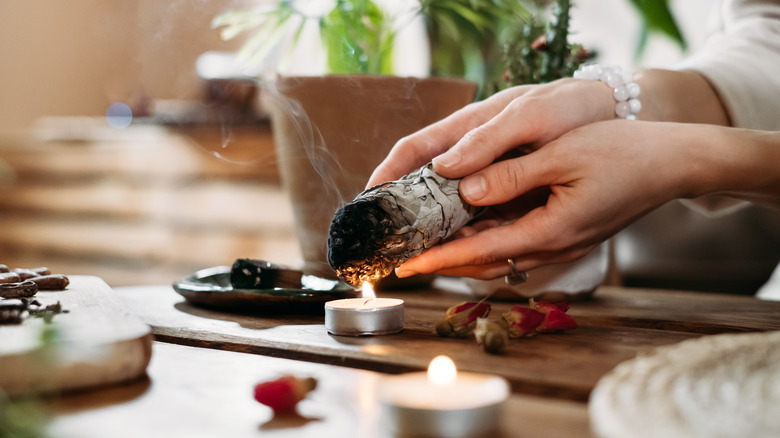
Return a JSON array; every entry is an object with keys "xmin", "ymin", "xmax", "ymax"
[
  {"xmin": 0, "ymin": 276, "xmax": 152, "ymax": 396},
  {"xmin": 115, "ymin": 284, "xmax": 780, "ymax": 402},
  {"xmin": 48, "ymin": 342, "xmax": 592, "ymax": 438}
]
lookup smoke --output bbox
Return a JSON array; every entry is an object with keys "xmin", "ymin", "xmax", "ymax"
[{"xmin": 260, "ymin": 77, "xmax": 347, "ymax": 210}]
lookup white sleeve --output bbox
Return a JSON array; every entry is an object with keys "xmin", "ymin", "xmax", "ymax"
[{"xmin": 675, "ymin": 0, "xmax": 780, "ymax": 131}]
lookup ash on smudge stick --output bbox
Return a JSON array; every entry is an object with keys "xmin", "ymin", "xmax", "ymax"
[{"xmin": 328, "ymin": 163, "xmax": 483, "ymax": 287}]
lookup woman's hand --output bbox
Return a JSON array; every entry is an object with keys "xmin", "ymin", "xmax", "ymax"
[
  {"xmin": 366, "ymin": 78, "xmax": 615, "ymax": 187},
  {"xmin": 394, "ymin": 120, "xmax": 709, "ymax": 280},
  {"xmin": 367, "ymin": 69, "xmax": 729, "ymax": 188}
]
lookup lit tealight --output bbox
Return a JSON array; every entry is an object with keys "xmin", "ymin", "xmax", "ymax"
[
  {"xmin": 324, "ymin": 282, "xmax": 404, "ymax": 336},
  {"xmin": 428, "ymin": 355, "xmax": 456, "ymax": 386},
  {"xmin": 379, "ymin": 355, "xmax": 510, "ymax": 437}
]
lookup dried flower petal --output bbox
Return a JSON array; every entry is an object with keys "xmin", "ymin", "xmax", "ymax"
[
  {"xmin": 436, "ymin": 301, "xmax": 491, "ymax": 337},
  {"xmin": 254, "ymin": 375, "xmax": 317, "ymax": 414},
  {"xmin": 474, "ymin": 317, "xmax": 508, "ymax": 354},
  {"xmin": 502, "ymin": 305, "xmax": 545, "ymax": 338},
  {"xmin": 550, "ymin": 301, "xmax": 570, "ymax": 312},
  {"xmin": 531, "ymin": 299, "xmax": 577, "ymax": 333}
]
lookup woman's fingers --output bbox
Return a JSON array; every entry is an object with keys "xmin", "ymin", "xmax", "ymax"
[
  {"xmin": 366, "ymin": 99, "xmax": 502, "ymax": 187},
  {"xmin": 395, "ymin": 206, "xmax": 558, "ymax": 277},
  {"xmin": 366, "ymin": 94, "xmax": 517, "ymax": 187},
  {"xmin": 394, "ymin": 149, "xmax": 564, "ymax": 277},
  {"xmin": 427, "ymin": 246, "xmax": 595, "ymax": 280},
  {"xmin": 432, "ymin": 96, "xmax": 542, "ymax": 178},
  {"xmin": 460, "ymin": 152, "xmax": 558, "ymax": 206},
  {"xmin": 433, "ymin": 79, "xmax": 615, "ymax": 179}
]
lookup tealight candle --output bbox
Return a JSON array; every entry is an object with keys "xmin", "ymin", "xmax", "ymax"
[
  {"xmin": 378, "ymin": 355, "xmax": 510, "ymax": 437},
  {"xmin": 324, "ymin": 283, "xmax": 404, "ymax": 336}
]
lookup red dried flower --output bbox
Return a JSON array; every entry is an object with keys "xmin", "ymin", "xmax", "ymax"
[
  {"xmin": 531, "ymin": 299, "xmax": 577, "ymax": 333},
  {"xmin": 253, "ymin": 375, "xmax": 317, "ymax": 414},
  {"xmin": 435, "ymin": 301, "xmax": 492, "ymax": 337},
  {"xmin": 502, "ymin": 305, "xmax": 545, "ymax": 337}
]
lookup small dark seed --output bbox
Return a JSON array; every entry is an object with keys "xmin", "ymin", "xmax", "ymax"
[
  {"xmin": 14, "ymin": 269, "xmax": 40, "ymax": 280},
  {"xmin": 30, "ymin": 274, "xmax": 70, "ymax": 291},
  {"xmin": 0, "ymin": 280, "xmax": 38, "ymax": 299},
  {"xmin": 0, "ymin": 272, "xmax": 21, "ymax": 284}
]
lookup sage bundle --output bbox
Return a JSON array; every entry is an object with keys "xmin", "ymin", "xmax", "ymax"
[{"xmin": 327, "ymin": 163, "xmax": 483, "ymax": 287}]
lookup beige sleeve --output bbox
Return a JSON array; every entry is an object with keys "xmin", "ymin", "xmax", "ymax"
[{"xmin": 675, "ymin": 0, "xmax": 780, "ymax": 131}]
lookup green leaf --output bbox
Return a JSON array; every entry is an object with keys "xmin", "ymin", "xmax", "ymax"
[
  {"xmin": 629, "ymin": 0, "xmax": 687, "ymax": 52},
  {"xmin": 320, "ymin": 0, "xmax": 394, "ymax": 74},
  {"xmin": 635, "ymin": 23, "xmax": 650, "ymax": 60}
]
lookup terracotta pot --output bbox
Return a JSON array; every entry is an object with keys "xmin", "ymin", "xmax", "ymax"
[{"xmin": 264, "ymin": 75, "xmax": 477, "ymax": 279}]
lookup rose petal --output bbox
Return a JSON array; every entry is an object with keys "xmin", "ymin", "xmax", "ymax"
[
  {"xmin": 503, "ymin": 305, "xmax": 545, "ymax": 337},
  {"xmin": 537, "ymin": 308, "xmax": 578, "ymax": 332},
  {"xmin": 448, "ymin": 301, "xmax": 491, "ymax": 323},
  {"xmin": 530, "ymin": 299, "xmax": 569, "ymax": 313},
  {"xmin": 441, "ymin": 301, "xmax": 492, "ymax": 337},
  {"xmin": 531, "ymin": 299, "xmax": 577, "ymax": 332},
  {"xmin": 254, "ymin": 375, "xmax": 317, "ymax": 414}
]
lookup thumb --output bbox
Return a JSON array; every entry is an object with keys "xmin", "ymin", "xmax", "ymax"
[{"xmin": 458, "ymin": 152, "xmax": 554, "ymax": 206}]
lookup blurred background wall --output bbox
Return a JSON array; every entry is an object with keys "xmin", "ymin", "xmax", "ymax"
[
  {"xmin": 0, "ymin": 0, "xmax": 250, "ymax": 131},
  {"xmin": 0, "ymin": 0, "xmax": 714, "ymax": 131}
]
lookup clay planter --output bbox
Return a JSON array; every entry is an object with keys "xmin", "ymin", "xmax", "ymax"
[{"xmin": 264, "ymin": 75, "xmax": 477, "ymax": 280}]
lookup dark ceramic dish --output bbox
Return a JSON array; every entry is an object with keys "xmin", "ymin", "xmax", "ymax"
[{"xmin": 172, "ymin": 266, "xmax": 357, "ymax": 313}]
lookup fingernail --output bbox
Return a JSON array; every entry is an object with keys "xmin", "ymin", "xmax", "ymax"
[
  {"xmin": 432, "ymin": 149, "xmax": 462, "ymax": 169},
  {"xmin": 394, "ymin": 266, "xmax": 415, "ymax": 278},
  {"xmin": 459, "ymin": 175, "xmax": 487, "ymax": 201}
]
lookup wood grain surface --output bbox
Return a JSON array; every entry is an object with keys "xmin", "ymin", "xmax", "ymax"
[
  {"xmin": 47, "ymin": 342, "xmax": 592, "ymax": 438},
  {"xmin": 115, "ymin": 283, "xmax": 780, "ymax": 401},
  {"xmin": 0, "ymin": 276, "xmax": 152, "ymax": 396}
]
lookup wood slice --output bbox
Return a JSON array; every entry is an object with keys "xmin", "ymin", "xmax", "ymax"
[{"xmin": 0, "ymin": 275, "xmax": 152, "ymax": 396}]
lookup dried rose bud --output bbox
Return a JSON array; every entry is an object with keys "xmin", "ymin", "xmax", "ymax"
[
  {"xmin": 474, "ymin": 317, "xmax": 508, "ymax": 355},
  {"xmin": 531, "ymin": 299, "xmax": 577, "ymax": 333},
  {"xmin": 253, "ymin": 375, "xmax": 317, "ymax": 414},
  {"xmin": 435, "ymin": 301, "xmax": 491, "ymax": 337},
  {"xmin": 502, "ymin": 305, "xmax": 545, "ymax": 338}
]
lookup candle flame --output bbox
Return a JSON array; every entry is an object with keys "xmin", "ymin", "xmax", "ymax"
[
  {"xmin": 361, "ymin": 282, "xmax": 376, "ymax": 306},
  {"xmin": 427, "ymin": 355, "xmax": 457, "ymax": 385},
  {"xmin": 362, "ymin": 282, "xmax": 376, "ymax": 299}
]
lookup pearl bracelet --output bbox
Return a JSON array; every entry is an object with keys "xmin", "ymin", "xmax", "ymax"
[{"xmin": 573, "ymin": 64, "xmax": 641, "ymax": 120}]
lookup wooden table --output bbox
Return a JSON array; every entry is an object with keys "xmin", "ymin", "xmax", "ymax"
[
  {"xmin": 115, "ymin": 283, "xmax": 780, "ymax": 401},
  {"xmin": 47, "ymin": 342, "xmax": 590, "ymax": 438},
  {"xmin": 39, "ymin": 281, "xmax": 780, "ymax": 437}
]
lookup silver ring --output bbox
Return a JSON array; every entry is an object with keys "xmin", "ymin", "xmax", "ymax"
[{"xmin": 505, "ymin": 258, "xmax": 528, "ymax": 285}]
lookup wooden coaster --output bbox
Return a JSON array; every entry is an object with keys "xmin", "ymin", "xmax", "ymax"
[{"xmin": 0, "ymin": 276, "xmax": 152, "ymax": 396}]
